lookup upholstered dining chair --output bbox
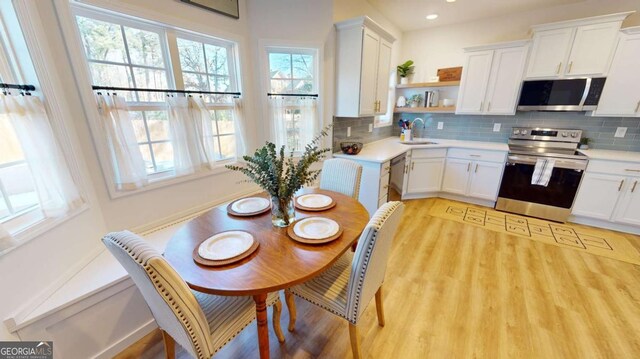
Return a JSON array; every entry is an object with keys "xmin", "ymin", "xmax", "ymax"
[
  {"xmin": 102, "ymin": 231, "xmax": 284, "ymax": 359},
  {"xmin": 284, "ymin": 201, "xmax": 404, "ymax": 359},
  {"xmin": 319, "ymin": 158, "xmax": 363, "ymax": 199}
]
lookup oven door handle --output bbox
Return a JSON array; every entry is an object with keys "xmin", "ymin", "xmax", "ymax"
[{"xmin": 506, "ymin": 155, "xmax": 588, "ymax": 170}]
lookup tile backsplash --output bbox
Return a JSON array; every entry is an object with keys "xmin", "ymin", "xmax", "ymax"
[
  {"xmin": 332, "ymin": 116, "xmax": 394, "ymax": 152},
  {"xmin": 333, "ymin": 112, "xmax": 640, "ymax": 152}
]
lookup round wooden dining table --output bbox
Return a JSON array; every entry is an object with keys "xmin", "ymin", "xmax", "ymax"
[{"xmin": 164, "ymin": 188, "xmax": 370, "ymax": 359}]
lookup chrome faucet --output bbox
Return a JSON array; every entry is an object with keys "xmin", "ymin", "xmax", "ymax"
[{"xmin": 411, "ymin": 117, "xmax": 426, "ymax": 128}]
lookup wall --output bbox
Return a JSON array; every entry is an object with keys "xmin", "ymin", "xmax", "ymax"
[
  {"xmin": 333, "ymin": 117, "xmax": 393, "ymax": 152},
  {"xmin": 401, "ymin": 0, "xmax": 640, "ymax": 81},
  {"xmin": 393, "ymin": 112, "xmax": 640, "ymax": 152}
]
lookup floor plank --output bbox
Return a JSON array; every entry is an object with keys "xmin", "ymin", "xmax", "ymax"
[{"xmin": 116, "ymin": 198, "xmax": 640, "ymax": 358}]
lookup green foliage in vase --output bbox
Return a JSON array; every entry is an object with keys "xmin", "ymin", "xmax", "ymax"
[
  {"xmin": 397, "ymin": 60, "xmax": 415, "ymax": 78},
  {"xmin": 226, "ymin": 126, "xmax": 332, "ymax": 203}
]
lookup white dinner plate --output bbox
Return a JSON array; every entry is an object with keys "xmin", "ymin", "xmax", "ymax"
[
  {"xmin": 231, "ymin": 197, "xmax": 270, "ymax": 214},
  {"xmin": 293, "ymin": 217, "xmax": 339, "ymax": 240},
  {"xmin": 296, "ymin": 194, "xmax": 333, "ymax": 208},
  {"xmin": 198, "ymin": 231, "xmax": 255, "ymax": 261}
]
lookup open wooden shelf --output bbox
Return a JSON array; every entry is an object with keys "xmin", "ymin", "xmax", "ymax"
[
  {"xmin": 396, "ymin": 80, "xmax": 460, "ymax": 89},
  {"xmin": 394, "ymin": 106, "xmax": 456, "ymax": 114}
]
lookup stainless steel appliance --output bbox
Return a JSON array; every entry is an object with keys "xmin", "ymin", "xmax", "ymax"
[
  {"xmin": 517, "ymin": 77, "xmax": 606, "ymax": 111},
  {"xmin": 424, "ymin": 90, "xmax": 439, "ymax": 107},
  {"xmin": 495, "ymin": 127, "xmax": 588, "ymax": 222}
]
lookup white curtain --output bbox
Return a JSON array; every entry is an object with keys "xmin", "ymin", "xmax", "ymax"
[
  {"xmin": 268, "ymin": 96, "xmax": 318, "ymax": 152},
  {"xmin": 232, "ymin": 97, "xmax": 248, "ymax": 158},
  {"xmin": 0, "ymin": 223, "xmax": 17, "ymax": 252},
  {"xmin": 167, "ymin": 97, "xmax": 213, "ymax": 176},
  {"xmin": 189, "ymin": 96, "xmax": 217, "ymax": 166},
  {"xmin": 1, "ymin": 95, "xmax": 83, "ymax": 217},
  {"xmin": 96, "ymin": 94, "xmax": 148, "ymax": 190}
]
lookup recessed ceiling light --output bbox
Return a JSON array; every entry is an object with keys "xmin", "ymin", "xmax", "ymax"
[
  {"xmin": 426, "ymin": 14, "xmax": 439, "ymax": 20},
  {"xmin": 446, "ymin": 0, "xmax": 456, "ymax": 2}
]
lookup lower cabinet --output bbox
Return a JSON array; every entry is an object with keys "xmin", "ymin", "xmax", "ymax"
[
  {"xmin": 403, "ymin": 148, "xmax": 446, "ymax": 198},
  {"xmin": 346, "ymin": 158, "xmax": 390, "ymax": 217},
  {"xmin": 573, "ymin": 170, "xmax": 640, "ymax": 226},
  {"xmin": 442, "ymin": 155, "xmax": 505, "ymax": 201}
]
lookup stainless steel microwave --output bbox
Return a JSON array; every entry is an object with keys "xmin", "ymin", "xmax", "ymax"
[{"xmin": 517, "ymin": 77, "xmax": 607, "ymax": 111}]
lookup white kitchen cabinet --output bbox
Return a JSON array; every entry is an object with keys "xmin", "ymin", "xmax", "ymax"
[
  {"xmin": 525, "ymin": 12, "xmax": 631, "ymax": 79},
  {"xmin": 335, "ymin": 16, "xmax": 395, "ymax": 117},
  {"xmin": 572, "ymin": 159, "xmax": 640, "ymax": 229},
  {"xmin": 594, "ymin": 28, "xmax": 640, "ymax": 117},
  {"xmin": 441, "ymin": 148, "xmax": 506, "ymax": 202},
  {"xmin": 340, "ymin": 157, "xmax": 390, "ymax": 217},
  {"xmin": 406, "ymin": 158, "xmax": 445, "ymax": 194},
  {"xmin": 456, "ymin": 41, "xmax": 529, "ymax": 116}
]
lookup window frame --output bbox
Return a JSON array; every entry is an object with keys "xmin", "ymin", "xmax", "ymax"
[{"xmin": 70, "ymin": 4, "xmax": 243, "ymax": 191}]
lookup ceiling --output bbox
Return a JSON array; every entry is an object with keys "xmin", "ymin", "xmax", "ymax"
[{"xmin": 367, "ymin": 0, "xmax": 586, "ymax": 31}]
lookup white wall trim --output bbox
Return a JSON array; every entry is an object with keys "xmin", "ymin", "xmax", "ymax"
[
  {"xmin": 93, "ymin": 320, "xmax": 156, "ymax": 359},
  {"xmin": 531, "ymin": 11, "xmax": 634, "ymax": 31}
]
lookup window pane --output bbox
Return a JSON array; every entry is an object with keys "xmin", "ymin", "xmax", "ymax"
[
  {"xmin": 152, "ymin": 142, "xmax": 174, "ymax": 172},
  {"xmin": 210, "ymin": 75, "xmax": 230, "ymax": 92},
  {"xmin": 89, "ymin": 62, "xmax": 132, "ymax": 87},
  {"xmin": 269, "ymin": 53, "xmax": 292, "ymax": 79},
  {"xmin": 217, "ymin": 135, "xmax": 236, "ymax": 159},
  {"xmin": 270, "ymin": 79, "xmax": 292, "ymax": 93},
  {"xmin": 0, "ymin": 163, "xmax": 38, "ymax": 214},
  {"xmin": 145, "ymin": 111, "xmax": 169, "ymax": 141},
  {"xmin": 292, "ymin": 54, "xmax": 313, "ymax": 79},
  {"xmin": 0, "ymin": 118, "xmax": 24, "ymax": 164},
  {"xmin": 124, "ymin": 27, "xmax": 164, "ymax": 68},
  {"xmin": 129, "ymin": 111, "xmax": 148, "ymax": 143},
  {"xmin": 286, "ymin": 108, "xmax": 301, "ymax": 151},
  {"xmin": 183, "ymin": 72, "xmax": 209, "ymax": 91},
  {"xmin": 139, "ymin": 144, "xmax": 154, "ymax": 173},
  {"xmin": 0, "ymin": 194, "xmax": 9, "ymax": 220},
  {"xmin": 177, "ymin": 38, "xmax": 205, "ymax": 73},
  {"xmin": 76, "ymin": 16, "xmax": 127, "ymax": 63},
  {"xmin": 132, "ymin": 67, "xmax": 168, "ymax": 101},
  {"xmin": 293, "ymin": 80, "xmax": 313, "ymax": 93},
  {"xmin": 204, "ymin": 44, "xmax": 229, "ymax": 76},
  {"xmin": 214, "ymin": 109, "xmax": 234, "ymax": 134}
]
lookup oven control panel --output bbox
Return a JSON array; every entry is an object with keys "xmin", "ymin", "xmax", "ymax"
[{"xmin": 510, "ymin": 127, "xmax": 582, "ymax": 143}]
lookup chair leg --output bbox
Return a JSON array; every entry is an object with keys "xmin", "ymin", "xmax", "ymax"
[
  {"xmin": 272, "ymin": 299, "xmax": 285, "ymax": 343},
  {"xmin": 284, "ymin": 288, "xmax": 297, "ymax": 332},
  {"xmin": 161, "ymin": 330, "xmax": 175, "ymax": 359},
  {"xmin": 348, "ymin": 323, "xmax": 361, "ymax": 359},
  {"xmin": 375, "ymin": 286, "xmax": 385, "ymax": 327}
]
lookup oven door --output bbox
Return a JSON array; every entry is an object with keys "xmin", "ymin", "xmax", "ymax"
[{"xmin": 497, "ymin": 154, "xmax": 587, "ymax": 209}]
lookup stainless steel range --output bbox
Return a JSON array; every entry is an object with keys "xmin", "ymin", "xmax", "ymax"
[{"xmin": 495, "ymin": 127, "xmax": 589, "ymax": 222}]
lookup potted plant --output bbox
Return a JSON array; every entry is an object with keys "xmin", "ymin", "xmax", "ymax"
[
  {"xmin": 226, "ymin": 128, "xmax": 331, "ymax": 227},
  {"xmin": 579, "ymin": 137, "xmax": 590, "ymax": 149},
  {"xmin": 409, "ymin": 94, "xmax": 423, "ymax": 108},
  {"xmin": 397, "ymin": 60, "xmax": 415, "ymax": 85}
]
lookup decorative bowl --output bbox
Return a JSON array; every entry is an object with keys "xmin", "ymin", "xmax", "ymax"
[{"xmin": 340, "ymin": 142, "xmax": 363, "ymax": 155}]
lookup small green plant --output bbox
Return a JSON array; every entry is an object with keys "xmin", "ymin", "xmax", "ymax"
[
  {"xmin": 410, "ymin": 94, "xmax": 423, "ymax": 106},
  {"xmin": 397, "ymin": 60, "xmax": 415, "ymax": 78}
]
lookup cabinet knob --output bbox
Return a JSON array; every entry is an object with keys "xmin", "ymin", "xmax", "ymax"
[
  {"xmin": 467, "ymin": 163, "xmax": 471, "ymax": 172},
  {"xmin": 632, "ymin": 181, "xmax": 638, "ymax": 193},
  {"xmin": 618, "ymin": 179, "xmax": 625, "ymax": 192},
  {"xmin": 556, "ymin": 62, "xmax": 562, "ymax": 74},
  {"xmin": 411, "ymin": 162, "xmax": 415, "ymax": 171},
  {"xmin": 475, "ymin": 163, "xmax": 479, "ymax": 173},
  {"xmin": 635, "ymin": 100, "xmax": 640, "ymax": 113},
  {"xmin": 567, "ymin": 61, "xmax": 573, "ymax": 73}
]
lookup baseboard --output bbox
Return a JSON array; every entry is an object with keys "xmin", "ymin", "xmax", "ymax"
[
  {"xmin": 437, "ymin": 193, "xmax": 496, "ymax": 208},
  {"xmin": 93, "ymin": 319, "xmax": 157, "ymax": 359},
  {"xmin": 569, "ymin": 216, "xmax": 640, "ymax": 235}
]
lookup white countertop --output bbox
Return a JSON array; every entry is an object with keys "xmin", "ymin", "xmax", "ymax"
[
  {"xmin": 334, "ymin": 137, "xmax": 509, "ymax": 163},
  {"xmin": 334, "ymin": 137, "xmax": 640, "ymax": 164},
  {"xmin": 578, "ymin": 149, "xmax": 640, "ymax": 163}
]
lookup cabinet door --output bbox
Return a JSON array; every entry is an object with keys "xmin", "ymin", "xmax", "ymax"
[
  {"xmin": 455, "ymin": 50, "xmax": 494, "ymax": 114},
  {"xmin": 485, "ymin": 46, "xmax": 528, "ymax": 115},
  {"xmin": 359, "ymin": 28, "xmax": 379, "ymax": 116},
  {"xmin": 441, "ymin": 159, "xmax": 471, "ymax": 195},
  {"xmin": 571, "ymin": 172, "xmax": 624, "ymax": 220},
  {"xmin": 467, "ymin": 161, "xmax": 504, "ymax": 201},
  {"xmin": 595, "ymin": 34, "xmax": 640, "ymax": 117},
  {"xmin": 525, "ymin": 28, "xmax": 574, "ymax": 78},
  {"xmin": 613, "ymin": 178, "xmax": 640, "ymax": 226},
  {"xmin": 406, "ymin": 158, "xmax": 445, "ymax": 194},
  {"xmin": 567, "ymin": 23, "xmax": 619, "ymax": 76},
  {"xmin": 375, "ymin": 38, "xmax": 392, "ymax": 115}
]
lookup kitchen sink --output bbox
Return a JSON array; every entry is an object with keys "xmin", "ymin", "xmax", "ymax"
[{"xmin": 399, "ymin": 140, "xmax": 439, "ymax": 145}]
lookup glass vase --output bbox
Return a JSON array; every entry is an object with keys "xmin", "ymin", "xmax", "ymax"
[{"xmin": 271, "ymin": 196, "xmax": 295, "ymax": 227}]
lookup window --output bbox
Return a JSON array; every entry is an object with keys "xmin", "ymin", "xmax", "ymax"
[
  {"xmin": 74, "ymin": 9, "xmax": 242, "ymax": 180},
  {"xmin": 266, "ymin": 47, "xmax": 318, "ymax": 153}
]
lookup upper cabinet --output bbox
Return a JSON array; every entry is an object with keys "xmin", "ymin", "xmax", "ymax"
[
  {"xmin": 456, "ymin": 41, "xmax": 529, "ymax": 116},
  {"xmin": 335, "ymin": 17, "xmax": 395, "ymax": 117},
  {"xmin": 525, "ymin": 12, "xmax": 632, "ymax": 79},
  {"xmin": 594, "ymin": 27, "xmax": 640, "ymax": 117}
]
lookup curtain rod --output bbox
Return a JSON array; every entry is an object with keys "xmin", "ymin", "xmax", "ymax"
[
  {"xmin": 267, "ymin": 93, "xmax": 318, "ymax": 98},
  {"xmin": 0, "ymin": 83, "xmax": 36, "ymax": 91},
  {"xmin": 92, "ymin": 86, "xmax": 241, "ymax": 96}
]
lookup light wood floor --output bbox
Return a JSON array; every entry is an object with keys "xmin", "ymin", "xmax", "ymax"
[{"xmin": 116, "ymin": 198, "xmax": 640, "ymax": 358}]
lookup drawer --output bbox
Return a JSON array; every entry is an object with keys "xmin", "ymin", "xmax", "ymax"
[
  {"xmin": 587, "ymin": 160, "xmax": 640, "ymax": 177},
  {"xmin": 411, "ymin": 148, "xmax": 447, "ymax": 159},
  {"xmin": 380, "ymin": 161, "xmax": 391, "ymax": 176},
  {"xmin": 379, "ymin": 172, "xmax": 390, "ymax": 194},
  {"xmin": 447, "ymin": 148, "xmax": 506, "ymax": 163}
]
